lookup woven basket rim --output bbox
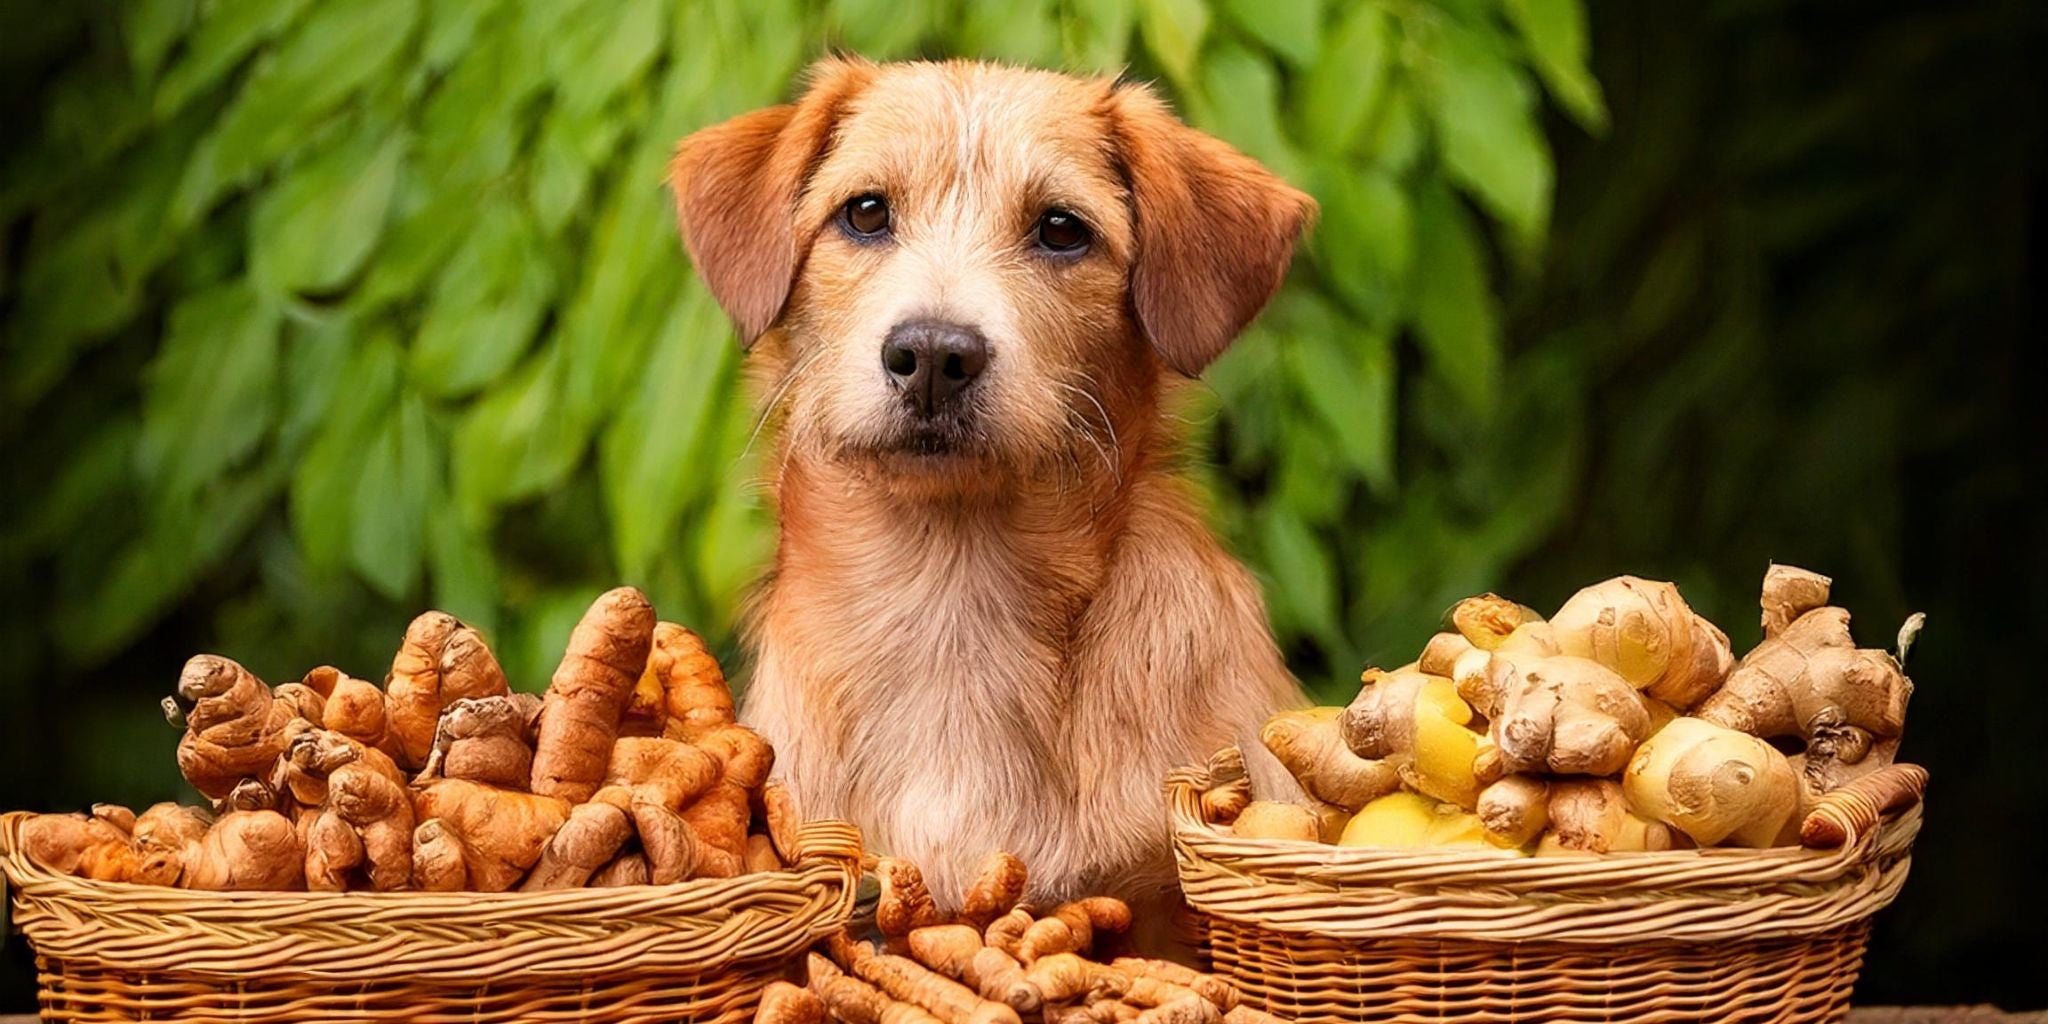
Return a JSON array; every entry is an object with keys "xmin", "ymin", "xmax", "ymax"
[
  {"xmin": 0, "ymin": 809, "xmax": 864, "ymax": 982},
  {"xmin": 1166, "ymin": 747, "xmax": 1923, "ymax": 945}
]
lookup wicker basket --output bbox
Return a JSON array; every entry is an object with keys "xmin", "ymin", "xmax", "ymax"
[
  {"xmin": 1167, "ymin": 752, "xmax": 1923, "ymax": 1024},
  {"xmin": 1, "ymin": 811, "xmax": 862, "ymax": 1023}
]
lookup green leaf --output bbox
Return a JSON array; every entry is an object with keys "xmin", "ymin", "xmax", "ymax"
[
  {"xmin": 530, "ymin": 102, "xmax": 629, "ymax": 234},
  {"xmin": 350, "ymin": 394, "xmax": 438, "ymax": 600},
  {"xmin": 152, "ymin": 0, "xmax": 312, "ymax": 118},
  {"xmin": 125, "ymin": 0, "xmax": 195, "ymax": 84},
  {"xmin": 958, "ymin": 0, "xmax": 1063, "ymax": 66},
  {"xmin": 17, "ymin": 418, "xmax": 140, "ymax": 554},
  {"xmin": 170, "ymin": 0, "xmax": 420, "ymax": 227},
  {"xmin": 451, "ymin": 347, "xmax": 585, "ymax": 518},
  {"xmin": 1297, "ymin": 2, "xmax": 1391, "ymax": 156},
  {"xmin": 1220, "ymin": 0, "xmax": 1322, "ymax": 69},
  {"xmin": 1500, "ymin": 0, "xmax": 1608, "ymax": 132},
  {"xmin": 427, "ymin": 501, "xmax": 502, "ymax": 638},
  {"xmin": 556, "ymin": 171, "xmax": 682, "ymax": 428},
  {"xmin": 249, "ymin": 123, "xmax": 405, "ymax": 295},
  {"xmin": 277, "ymin": 310, "xmax": 359, "ymax": 458},
  {"xmin": 421, "ymin": 0, "xmax": 504, "ymax": 71},
  {"xmin": 291, "ymin": 331, "xmax": 402, "ymax": 573},
  {"xmin": 136, "ymin": 283, "xmax": 281, "ymax": 501},
  {"xmin": 1365, "ymin": 81, "xmax": 1424, "ymax": 175},
  {"xmin": 1288, "ymin": 327, "xmax": 1397, "ymax": 494},
  {"xmin": 693, "ymin": 457, "xmax": 774, "ymax": 636},
  {"xmin": 1063, "ymin": 0, "xmax": 1135, "ymax": 72},
  {"xmin": 1258, "ymin": 508, "xmax": 1341, "ymax": 644},
  {"xmin": 1138, "ymin": 0, "xmax": 1209, "ymax": 91},
  {"xmin": 1412, "ymin": 20, "xmax": 1552, "ymax": 249},
  {"xmin": 600, "ymin": 286, "xmax": 737, "ymax": 579},
  {"xmin": 1192, "ymin": 42, "xmax": 1301, "ymax": 181},
  {"xmin": 1311, "ymin": 164, "xmax": 1413, "ymax": 324},
  {"xmin": 408, "ymin": 202, "xmax": 556, "ymax": 397},
  {"xmin": 826, "ymin": 0, "xmax": 936, "ymax": 57},
  {"xmin": 546, "ymin": 0, "xmax": 667, "ymax": 119},
  {"xmin": 1409, "ymin": 183, "xmax": 1502, "ymax": 414}
]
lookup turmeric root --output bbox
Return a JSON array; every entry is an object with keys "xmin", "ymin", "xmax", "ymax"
[
  {"xmin": 1260, "ymin": 708, "xmax": 1400, "ymax": 810},
  {"xmin": 1109, "ymin": 960, "xmax": 1238, "ymax": 1011},
  {"xmin": 836, "ymin": 939, "xmax": 1024, "ymax": 1024},
  {"xmin": 697, "ymin": 723, "xmax": 776, "ymax": 791},
  {"xmin": 1539, "ymin": 778, "xmax": 1676, "ymax": 853},
  {"xmin": 985, "ymin": 906, "xmax": 1035, "ymax": 957},
  {"xmin": 1229, "ymin": 801, "xmax": 1319, "ymax": 842},
  {"xmin": 1339, "ymin": 669, "xmax": 1486, "ymax": 807},
  {"xmin": 1475, "ymin": 776, "xmax": 1549, "ymax": 848},
  {"xmin": 530, "ymin": 587, "xmax": 655, "ymax": 802},
  {"xmin": 184, "ymin": 809, "xmax": 304, "ymax": 890},
  {"xmin": 18, "ymin": 812, "xmax": 139, "ymax": 881},
  {"xmin": 810, "ymin": 952, "xmax": 947, "ymax": 1024},
  {"xmin": 418, "ymin": 694, "xmax": 538, "ymax": 789},
  {"xmin": 413, "ymin": 778, "xmax": 570, "ymax": 891},
  {"xmin": 758, "ymin": 980, "xmax": 828, "ymax": 1024},
  {"xmin": 411, "ymin": 819, "xmax": 467, "ymax": 890},
  {"xmin": 762, "ymin": 781, "xmax": 804, "ymax": 864},
  {"xmin": 746, "ymin": 833, "xmax": 781, "ymax": 872},
  {"xmin": 171, "ymin": 655, "xmax": 301, "ymax": 799},
  {"xmin": 680, "ymin": 782, "xmax": 751, "ymax": 878},
  {"xmin": 908, "ymin": 923, "xmax": 987, "ymax": 978},
  {"xmin": 591, "ymin": 849, "xmax": 652, "ymax": 886},
  {"xmin": 632, "ymin": 799, "xmax": 698, "ymax": 883},
  {"xmin": 307, "ymin": 666, "xmax": 402, "ymax": 760},
  {"xmin": 1799, "ymin": 763, "xmax": 1929, "ymax": 848},
  {"xmin": 1025, "ymin": 953, "xmax": 1128, "ymax": 1003},
  {"xmin": 1015, "ymin": 898, "xmax": 1131, "ymax": 963},
  {"xmin": 877, "ymin": 857, "xmax": 946, "ymax": 944},
  {"xmin": 1130, "ymin": 996, "xmax": 1220, "ymax": 1024},
  {"xmin": 1197, "ymin": 746, "xmax": 1252, "ymax": 825},
  {"xmin": 304, "ymin": 809, "xmax": 364, "ymax": 891},
  {"xmin": 131, "ymin": 803, "xmax": 212, "ymax": 886},
  {"xmin": 1548, "ymin": 576, "xmax": 1733, "ymax": 708},
  {"xmin": 386, "ymin": 611, "xmax": 511, "ymax": 769},
  {"xmin": 1622, "ymin": 717, "xmax": 1799, "ymax": 847},
  {"xmin": 959, "ymin": 850, "xmax": 1028, "ymax": 930},
  {"xmin": 521, "ymin": 801, "xmax": 633, "ymax": 890},
  {"xmin": 650, "ymin": 622, "xmax": 736, "ymax": 742},
  {"xmin": 328, "ymin": 761, "xmax": 414, "ymax": 890},
  {"xmin": 605, "ymin": 736, "xmax": 720, "ymax": 809}
]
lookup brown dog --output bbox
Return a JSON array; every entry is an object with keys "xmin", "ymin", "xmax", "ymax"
[{"xmin": 669, "ymin": 58, "xmax": 1313, "ymax": 911}]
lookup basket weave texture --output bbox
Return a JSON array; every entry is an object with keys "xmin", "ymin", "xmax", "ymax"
[
  {"xmin": 1, "ymin": 810, "xmax": 862, "ymax": 1023},
  {"xmin": 1167, "ymin": 755, "xmax": 1922, "ymax": 1024}
]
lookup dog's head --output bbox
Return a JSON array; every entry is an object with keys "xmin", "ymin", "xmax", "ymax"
[{"xmin": 670, "ymin": 58, "xmax": 1314, "ymax": 487}]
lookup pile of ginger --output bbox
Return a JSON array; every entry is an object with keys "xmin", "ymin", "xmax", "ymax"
[
  {"xmin": 757, "ymin": 852, "xmax": 1283, "ymax": 1024},
  {"xmin": 1239, "ymin": 565, "xmax": 1930, "ymax": 854},
  {"xmin": 17, "ymin": 586, "xmax": 804, "ymax": 892}
]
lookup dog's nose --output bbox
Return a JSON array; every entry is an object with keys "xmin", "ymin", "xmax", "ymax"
[{"xmin": 882, "ymin": 319, "xmax": 988, "ymax": 416}]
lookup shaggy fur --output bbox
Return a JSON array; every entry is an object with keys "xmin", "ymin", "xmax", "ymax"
[{"xmin": 669, "ymin": 58, "xmax": 1315, "ymax": 911}]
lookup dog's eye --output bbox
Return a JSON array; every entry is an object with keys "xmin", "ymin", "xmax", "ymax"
[
  {"xmin": 1035, "ymin": 209, "xmax": 1091, "ymax": 255},
  {"xmin": 840, "ymin": 194, "xmax": 891, "ymax": 239}
]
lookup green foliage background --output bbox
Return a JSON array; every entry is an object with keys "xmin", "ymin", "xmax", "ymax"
[{"xmin": 2, "ymin": 0, "xmax": 2042, "ymax": 1011}]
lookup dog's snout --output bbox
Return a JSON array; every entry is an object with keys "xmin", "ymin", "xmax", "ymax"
[{"xmin": 882, "ymin": 319, "xmax": 988, "ymax": 416}]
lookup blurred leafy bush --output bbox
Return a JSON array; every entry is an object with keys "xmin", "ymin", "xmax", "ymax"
[{"xmin": 0, "ymin": 0, "xmax": 1601, "ymax": 698}]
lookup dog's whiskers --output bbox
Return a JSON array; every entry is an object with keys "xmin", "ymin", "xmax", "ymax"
[
  {"xmin": 741, "ymin": 347, "xmax": 827, "ymax": 465},
  {"xmin": 1055, "ymin": 379, "xmax": 1122, "ymax": 486}
]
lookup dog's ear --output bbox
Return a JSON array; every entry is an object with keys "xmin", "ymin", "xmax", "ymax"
[
  {"xmin": 668, "ymin": 58, "xmax": 875, "ymax": 344},
  {"xmin": 1110, "ymin": 83, "xmax": 1317, "ymax": 376}
]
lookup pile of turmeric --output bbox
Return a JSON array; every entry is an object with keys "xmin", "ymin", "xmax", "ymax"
[
  {"xmin": 1246, "ymin": 565, "xmax": 1925, "ymax": 854},
  {"xmin": 14, "ymin": 588, "xmax": 812, "ymax": 893},
  {"xmin": 758, "ymin": 853, "xmax": 1287, "ymax": 1024}
]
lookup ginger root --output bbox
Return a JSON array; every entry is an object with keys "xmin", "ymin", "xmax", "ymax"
[
  {"xmin": 1446, "ymin": 594, "xmax": 1541, "ymax": 650},
  {"xmin": 1196, "ymin": 746, "xmax": 1252, "ymax": 825},
  {"xmin": 1539, "ymin": 778, "xmax": 1676, "ymax": 853},
  {"xmin": 1760, "ymin": 563, "xmax": 1833, "ymax": 639},
  {"xmin": 411, "ymin": 818, "xmax": 467, "ymax": 891},
  {"xmin": 18, "ymin": 811, "xmax": 139, "ymax": 881},
  {"xmin": 386, "ymin": 611, "xmax": 511, "ymax": 769},
  {"xmin": 1461, "ymin": 655, "xmax": 1650, "ymax": 778},
  {"xmin": 1548, "ymin": 576, "xmax": 1733, "ymax": 709},
  {"xmin": 1475, "ymin": 776, "xmax": 1549, "ymax": 848},
  {"xmin": 131, "ymin": 803, "xmax": 212, "ymax": 886},
  {"xmin": 1623, "ymin": 717, "xmax": 1798, "ymax": 847},
  {"xmin": 1337, "ymin": 791, "xmax": 1490, "ymax": 849},
  {"xmin": 1339, "ymin": 669, "xmax": 1486, "ymax": 808},
  {"xmin": 1260, "ymin": 708, "xmax": 1400, "ymax": 810},
  {"xmin": 1697, "ymin": 598, "xmax": 1911, "ymax": 758},
  {"xmin": 1228, "ymin": 801, "xmax": 1319, "ymax": 842},
  {"xmin": 171, "ymin": 655, "xmax": 301, "ymax": 799},
  {"xmin": 184, "ymin": 809, "xmax": 304, "ymax": 890}
]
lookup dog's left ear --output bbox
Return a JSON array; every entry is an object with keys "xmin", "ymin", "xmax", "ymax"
[
  {"xmin": 669, "ymin": 58, "xmax": 876, "ymax": 344},
  {"xmin": 1110, "ymin": 83, "xmax": 1317, "ymax": 376}
]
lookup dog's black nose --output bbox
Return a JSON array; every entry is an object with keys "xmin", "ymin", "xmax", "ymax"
[{"xmin": 882, "ymin": 319, "xmax": 988, "ymax": 416}]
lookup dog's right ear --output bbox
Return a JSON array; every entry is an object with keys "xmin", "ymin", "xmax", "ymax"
[{"xmin": 668, "ymin": 58, "xmax": 874, "ymax": 345}]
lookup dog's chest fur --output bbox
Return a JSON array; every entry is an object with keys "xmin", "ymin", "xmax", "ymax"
[{"xmin": 741, "ymin": 461, "xmax": 1300, "ymax": 907}]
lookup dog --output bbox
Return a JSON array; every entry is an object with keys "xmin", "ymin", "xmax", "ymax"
[{"xmin": 668, "ymin": 57, "xmax": 1314, "ymax": 913}]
